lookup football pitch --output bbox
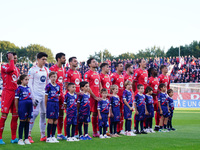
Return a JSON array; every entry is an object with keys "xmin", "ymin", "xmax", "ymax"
[{"xmin": 0, "ymin": 109, "xmax": 199, "ymax": 150}]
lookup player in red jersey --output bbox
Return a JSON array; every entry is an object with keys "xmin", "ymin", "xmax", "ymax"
[
  {"xmin": 124, "ymin": 63, "xmax": 134, "ymax": 91},
  {"xmin": 133, "ymin": 59, "xmax": 148, "ymax": 95},
  {"xmin": 49, "ymin": 52, "xmax": 67, "ymax": 140},
  {"xmin": 99, "ymin": 62, "xmax": 112, "ymax": 136},
  {"xmin": 133, "ymin": 59, "xmax": 148, "ymax": 131},
  {"xmin": 110, "ymin": 62, "xmax": 125, "ymax": 134},
  {"xmin": 0, "ymin": 52, "xmax": 20, "ymax": 144},
  {"xmin": 158, "ymin": 65, "xmax": 170, "ymax": 90},
  {"xmin": 147, "ymin": 67, "xmax": 160, "ymax": 131},
  {"xmin": 99, "ymin": 63, "xmax": 111, "ymax": 95},
  {"xmin": 84, "ymin": 58, "xmax": 100, "ymax": 137},
  {"xmin": 65, "ymin": 57, "xmax": 82, "ymax": 137}
]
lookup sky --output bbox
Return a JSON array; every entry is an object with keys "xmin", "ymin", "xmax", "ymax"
[{"xmin": 0, "ymin": 0, "xmax": 199, "ymax": 61}]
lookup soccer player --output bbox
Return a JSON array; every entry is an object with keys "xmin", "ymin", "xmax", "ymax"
[
  {"xmin": 28, "ymin": 52, "xmax": 49, "ymax": 143},
  {"xmin": 0, "ymin": 52, "xmax": 20, "ymax": 144},
  {"xmin": 158, "ymin": 83, "xmax": 170, "ymax": 132},
  {"xmin": 15, "ymin": 75, "xmax": 32, "ymax": 145},
  {"xmin": 84, "ymin": 58, "xmax": 100, "ymax": 137},
  {"xmin": 97, "ymin": 89, "xmax": 111, "ymax": 139},
  {"xmin": 123, "ymin": 81, "xmax": 136, "ymax": 136},
  {"xmin": 147, "ymin": 67, "xmax": 160, "ymax": 131},
  {"xmin": 77, "ymin": 81, "xmax": 92, "ymax": 140},
  {"xmin": 134, "ymin": 84, "xmax": 148, "ymax": 134},
  {"xmin": 133, "ymin": 58, "xmax": 148, "ymax": 95},
  {"xmin": 133, "ymin": 59, "xmax": 148, "ymax": 131},
  {"xmin": 145, "ymin": 86, "xmax": 155, "ymax": 133},
  {"xmin": 45, "ymin": 71, "xmax": 60, "ymax": 143},
  {"xmin": 167, "ymin": 89, "xmax": 175, "ymax": 131},
  {"xmin": 49, "ymin": 52, "xmax": 67, "ymax": 140},
  {"xmin": 99, "ymin": 63, "xmax": 111, "ymax": 95},
  {"xmin": 158, "ymin": 65, "xmax": 170, "ymax": 90},
  {"xmin": 65, "ymin": 57, "xmax": 82, "ymax": 137},
  {"xmin": 110, "ymin": 62, "xmax": 125, "ymax": 134},
  {"xmin": 124, "ymin": 63, "xmax": 134, "ymax": 91},
  {"xmin": 64, "ymin": 83, "xmax": 79, "ymax": 142}
]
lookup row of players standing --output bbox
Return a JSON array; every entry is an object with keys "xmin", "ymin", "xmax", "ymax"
[{"xmin": 0, "ymin": 51, "xmax": 172, "ymax": 144}]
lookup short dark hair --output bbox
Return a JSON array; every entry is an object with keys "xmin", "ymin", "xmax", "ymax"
[
  {"xmin": 67, "ymin": 82, "xmax": 75, "ymax": 88},
  {"xmin": 137, "ymin": 84, "xmax": 144, "ymax": 90},
  {"xmin": 100, "ymin": 88, "xmax": 108, "ymax": 93},
  {"xmin": 100, "ymin": 63, "xmax": 109, "ymax": 69},
  {"xmin": 87, "ymin": 58, "xmax": 95, "ymax": 67},
  {"xmin": 145, "ymin": 86, "xmax": 153, "ymax": 94},
  {"xmin": 160, "ymin": 65, "xmax": 167, "ymax": 71},
  {"xmin": 6, "ymin": 52, "xmax": 17, "ymax": 60},
  {"xmin": 49, "ymin": 71, "xmax": 57, "ymax": 78},
  {"xmin": 125, "ymin": 63, "xmax": 133, "ymax": 71},
  {"xmin": 80, "ymin": 81, "xmax": 89, "ymax": 88},
  {"xmin": 55, "ymin": 52, "xmax": 65, "ymax": 61},
  {"xmin": 69, "ymin": 57, "xmax": 77, "ymax": 63},
  {"xmin": 37, "ymin": 52, "xmax": 48, "ymax": 59},
  {"xmin": 115, "ymin": 62, "xmax": 123, "ymax": 68},
  {"xmin": 159, "ymin": 83, "xmax": 166, "ymax": 90},
  {"xmin": 167, "ymin": 89, "xmax": 173, "ymax": 95}
]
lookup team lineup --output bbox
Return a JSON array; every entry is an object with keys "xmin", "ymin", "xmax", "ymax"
[{"xmin": 0, "ymin": 51, "xmax": 175, "ymax": 145}]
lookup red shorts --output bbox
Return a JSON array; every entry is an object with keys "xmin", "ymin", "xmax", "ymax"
[
  {"xmin": 89, "ymin": 97, "xmax": 97, "ymax": 113},
  {"xmin": 154, "ymin": 101, "xmax": 159, "ymax": 111},
  {"xmin": 1, "ymin": 90, "xmax": 16, "ymax": 114},
  {"xmin": 59, "ymin": 94, "xmax": 65, "ymax": 110}
]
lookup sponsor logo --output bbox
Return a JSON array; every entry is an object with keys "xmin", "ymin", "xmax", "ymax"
[
  {"xmin": 75, "ymin": 78, "xmax": 80, "ymax": 85},
  {"xmin": 12, "ymin": 74, "xmax": 17, "ymax": 81},
  {"xmin": 106, "ymin": 82, "xmax": 110, "ymax": 88},
  {"xmin": 40, "ymin": 76, "xmax": 46, "ymax": 82},
  {"xmin": 94, "ymin": 79, "xmax": 99, "ymax": 85},
  {"xmin": 58, "ymin": 76, "xmax": 63, "ymax": 83},
  {"xmin": 120, "ymin": 82, "xmax": 123, "ymax": 87}
]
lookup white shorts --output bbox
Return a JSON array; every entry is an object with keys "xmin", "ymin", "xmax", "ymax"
[{"xmin": 33, "ymin": 95, "xmax": 46, "ymax": 114}]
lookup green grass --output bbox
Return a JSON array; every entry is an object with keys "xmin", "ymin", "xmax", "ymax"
[{"xmin": 0, "ymin": 110, "xmax": 200, "ymax": 150}]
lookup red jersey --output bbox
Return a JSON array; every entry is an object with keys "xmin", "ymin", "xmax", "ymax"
[
  {"xmin": 123, "ymin": 72, "xmax": 134, "ymax": 93},
  {"xmin": 158, "ymin": 74, "xmax": 170, "ymax": 90},
  {"xmin": 66, "ymin": 69, "xmax": 82, "ymax": 93},
  {"xmin": 110, "ymin": 72, "xmax": 124, "ymax": 97},
  {"xmin": 100, "ymin": 73, "xmax": 111, "ymax": 94},
  {"xmin": 49, "ymin": 64, "xmax": 66, "ymax": 95},
  {"xmin": 148, "ymin": 77, "xmax": 159, "ymax": 94},
  {"xmin": 84, "ymin": 69, "xmax": 100, "ymax": 96},
  {"xmin": 133, "ymin": 68, "xmax": 148, "ymax": 94},
  {"xmin": 1, "ymin": 60, "xmax": 20, "ymax": 91}
]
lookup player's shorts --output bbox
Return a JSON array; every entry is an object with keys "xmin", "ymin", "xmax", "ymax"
[
  {"xmin": 135, "ymin": 105, "xmax": 145, "ymax": 121},
  {"xmin": 78, "ymin": 114, "xmax": 90, "ymax": 123},
  {"xmin": 124, "ymin": 104, "xmax": 132, "ymax": 119},
  {"xmin": 59, "ymin": 94, "xmax": 65, "ymax": 110},
  {"xmin": 33, "ymin": 95, "xmax": 46, "ymax": 114},
  {"xmin": 146, "ymin": 104, "xmax": 154, "ymax": 118},
  {"xmin": 46, "ymin": 102, "xmax": 59, "ymax": 119},
  {"xmin": 89, "ymin": 97, "xmax": 98, "ymax": 113},
  {"xmin": 67, "ymin": 116, "xmax": 77, "ymax": 125},
  {"xmin": 110, "ymin": 107, "xmax": 120, "ymax": 122},
  {"xmin": 18, "ymin": 100, "xmax": 33, "ymax": 120},
  {"xmin": 98, "ymin": 113, "xmax": 109, "ymax": 127},
  {"xmin": 160, "ymin": 106, "xmax": 170, "ymax": 118},
  {"xmin": 1, "ymin": 90, "xmax": 16, "ymax": 114}
]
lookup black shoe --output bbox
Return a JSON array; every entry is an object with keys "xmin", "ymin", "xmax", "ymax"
[
  {"xmin": 154, "ymin": 126, "xmax": 159, "ymax": 131},
  {"xmin": 140, "ymin": 130, "xmax": 148, "ymax": 134},
  {"xmin": 170, "ymin": 128, "xmax": 176, "ymax": 131},
  {"xmin": 135, "ymin": 131, "xmax": 141, "ymax": 134}
]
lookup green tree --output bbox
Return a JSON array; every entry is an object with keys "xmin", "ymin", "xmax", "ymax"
[
  {"xmin": 25, "ymin": 44, "xmax": 55, "ymax": 62},
  {"xmin": 116, "ymin": 52, "xmax": 135, "ymax": 60},
  {"xmin": 89, "ymin": 49, "xmax": 114, "ymax": 62},
  {"xmin": 0, "ymin": 41, "xmax": 19, "ymax": 62}
]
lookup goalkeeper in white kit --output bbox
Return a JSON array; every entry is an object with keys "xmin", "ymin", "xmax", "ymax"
[{"xmin": 28, "ymin": 52, "xmax": 49, "ymax": 143}]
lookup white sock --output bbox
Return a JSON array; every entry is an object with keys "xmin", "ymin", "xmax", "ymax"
[
  {"xmin": 29, "ymin": 112, "xmax": 39, "ymax": 136},
  {"xmin": 40, "ymin": 113, "xmax": 46, "ymax": 138}
]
